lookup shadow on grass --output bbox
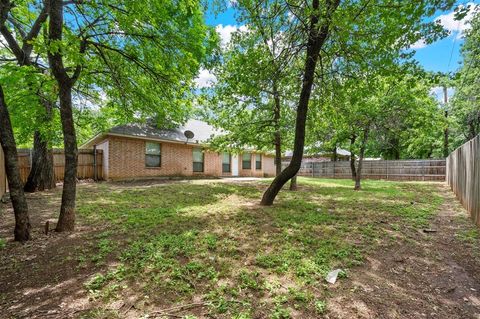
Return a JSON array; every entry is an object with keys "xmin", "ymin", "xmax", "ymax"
[{"xmin": 0, "ymin": 178, "xmax": 465, "ymax": 319}]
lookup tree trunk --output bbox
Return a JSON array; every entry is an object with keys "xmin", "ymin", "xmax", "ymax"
[
  {"xmin": 260, "ymin": 0, "xmax": 339, "ymax": 206},
  {"xmin": 24, "ymin": 99, "xmax": 55, "ymax": 192},
  {"xmin": 443, "ymin": 113, "xmax": 449, "ymax": 158},
  {"xmin": 354, "ymin": 129, "xmax": 369, "ymax": 191},
  {"xmin": 331, "ymin": 146, "xmax": 337, "ymax": 161},
  {"xmin": 349, "ymin": 136, "xmax": 356, "ymax": 181},
  {"xmin": 56, "ymin": 84, "xmax": 78, "ymax": 232},
  {"xmin": 443, "ymin": 86, "xmax": 449, "ymax": 158},
  {"xmin": 24, "ymin": 131, "xmax": 55, "ymax": 192},
  {"xmin": 289, "ymin": 175, "xmax": 297, "ymax": 191},
  {"xmin": 394, "ymin": 147, "xmax": 400, "ymax": 160},
  {"xmin": 273, "ymin": 80, "xmax": 282, "ymax": 176},
  {"xmin": 1, "ymin": 1, "xmax": 54, "ymax": 193},
  {"xmin": 48, "ymin": 0, "xmax": 78, "ymax": 232},
  {"xmin": 0, "ymin": 85, "xmax": 31, "ymax": 241}
]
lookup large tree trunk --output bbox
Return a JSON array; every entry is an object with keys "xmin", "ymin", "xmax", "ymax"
[
  {"xmin": 0, "ymin": 85, "xmax": 31, "ymax": 241},
  {"xmin": 24, "ymin": 99, "xmax": 55, "ymax": 192},
  {"xmin": 260, "ymin": 0, "xmax": 339, "ymax": 206},
  {"xmin": 56, "ymin": 85, "xmax": 78, "ymax": 232},
  {"xmin": 349, "ymin": 136, "xmax": 356, "ymax": 181},
  {"xmin": 24, "ymin": 131, "xmax": 55, "ymax": 192},
  {"xmin": 273, "ymin": 80, "xmax": 282, "ymax": 176},
  {"xmin": 48, "ymin": 0, "xmax": 78, "ymax": 232},
  {"xmin": 354, "ymin": 129, "xmax": 369, "ymax": 191}
]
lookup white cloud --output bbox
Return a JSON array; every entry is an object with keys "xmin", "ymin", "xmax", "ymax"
[
  {"xmin": 410, "ymin": 39, "xmax": 428, "ymax": 49},
  {"xmin": 194, "ymin": 68, "xmax": 217, "ymax": 88},
  {"xmin": 436, "ymin": 2, "xmax": 479, "ymax": 38},
  {"xmin": 430, "ymin": 86, "xmax": 455, "ymax": 103},
  {"xmin": 410, "ymin": 3, "xmax": 479, "ymax": 50},
  {"xmin": 215, "ymin": 24, "xmax": 248, "ymax": 46}
]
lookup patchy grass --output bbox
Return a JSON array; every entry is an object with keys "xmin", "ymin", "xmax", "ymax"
[{"xmin": 68, "ymin": 178, "xmax": 444, "ymax": 318}]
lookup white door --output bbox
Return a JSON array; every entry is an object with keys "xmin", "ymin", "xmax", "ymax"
[{"xmin": 232, "ymin": 155, "xmax": 239, "ymax": 176}]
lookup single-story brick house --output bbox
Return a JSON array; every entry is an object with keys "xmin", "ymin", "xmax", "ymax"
[{"xmin": 82, "ymin": 119, "xmax": 276, "ymax": 180}]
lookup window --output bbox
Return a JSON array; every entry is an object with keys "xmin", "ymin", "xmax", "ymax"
[
  {"xmin": 145, "ymin": 142, "xmax": 161, "ymax": 167},
  {"xmin": 222, "ymin": 152, "xmax": 231, "ymax": 173},
  {"xmin": 255, "ymin": 154, "xmax": 262, "ymax": 170},
  {"xmin": 193, "ymin": 147, "xmax": 204, "ymax": 172},
  {"xmin": 242, "ymin": 153, "xmax": 251, "ymax": 169}
]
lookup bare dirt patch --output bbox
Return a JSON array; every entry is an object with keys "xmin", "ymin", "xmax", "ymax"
[{"xmin": 327, "ymin": 185, "xmax": 480, "ymax": 319}]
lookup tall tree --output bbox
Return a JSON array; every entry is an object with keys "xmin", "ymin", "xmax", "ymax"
[
  {"xmin": 261, "ymin": 0, "xmax": 455, "ymax": 204},
  {"xmin": 451, "ymin": 7, "xmax": 480, "ymax": 146},
  {"xmin": 0, "ymin": 0, "xmax": 56, "ymax": 192},
  {"xmin": 42, "ymin": 0, "xmax": 213, "ymax": 231},
  {"xmin": 261, "ymin": 0, "xmax": 340, "ymax": 205},
  {"xmin": 46, "ymin": 0, "xmax": 78, "ymax": 231},
  {"xmin": 204, "ymin": 0, "xmax": 298, "ymax": 175}
]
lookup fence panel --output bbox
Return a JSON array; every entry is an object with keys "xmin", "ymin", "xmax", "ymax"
[
  {"xmin": 284, "ymin": 159, "xmax": 445, "ymax": 181},
  {"xmin": 447, "ymin": 135, "xmax": 480, "ymax": 227},
  {"xmin": 16, "ymin": 149, "xmax": 103, "ymax": 183}
]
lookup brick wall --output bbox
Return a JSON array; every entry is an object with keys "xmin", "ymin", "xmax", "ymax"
[
  {"xmin": 101, "ymin": 135, "xmax": 275, "ymax": 180},
  {"xmin": 238, "ymin": 153, "xmax": 276, "ymax": 177}
]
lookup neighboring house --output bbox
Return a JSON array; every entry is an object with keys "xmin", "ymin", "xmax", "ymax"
[{"xmin": 82, "ymin": 119, "xmax": 276, "ymax": 180}]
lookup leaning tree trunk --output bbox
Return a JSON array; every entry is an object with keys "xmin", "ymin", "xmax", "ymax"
[
  {"xmin": 24, "ymin": 131, "xmax": 55, "ymax": 192},
  {"xmin": 260, "ymin": 0, "xmax": 339, "ymax": 206},
  {"xmin": 273, "ymin": 80, "xmax": 282, "ymax": 176},
  {"xmin": 48, "ymin": 0, "xmax": 78, "ymax": 232},
  {"xmin": 354, "ymin": 129, "xmax": 369, "ymax": 191},
  {"xmin": 0, "ymin": 85, "xmax": 31, "ymax": 241}
]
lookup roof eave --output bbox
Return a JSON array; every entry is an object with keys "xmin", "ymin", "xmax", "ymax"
[{"xmin": 80, "ymin": 132, "xmax": 108, "ymax": 148}]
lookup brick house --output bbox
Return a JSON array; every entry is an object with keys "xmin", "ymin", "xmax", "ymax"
[{"xmin": 82, "ymin": 119, "xmax": 276, "ymax": 180}]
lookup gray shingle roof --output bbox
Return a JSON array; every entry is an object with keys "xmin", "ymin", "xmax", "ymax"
[{"xmin": 108, "ymin": 119, "xmax": 220, "ymax": 144}]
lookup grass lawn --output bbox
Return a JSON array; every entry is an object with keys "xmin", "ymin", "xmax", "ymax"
[
  {"xmin": 3, "ymin": 177, "xmax": 480, "ymax": 318},
  {"xmin": 69, "ymin": 177, "xmax": 444, "ymax": 318}
]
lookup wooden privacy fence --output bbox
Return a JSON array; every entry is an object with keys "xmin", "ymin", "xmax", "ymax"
[
  {"xmin": 446, "ymin": 135, "xmax": 480, "ymax": 227},
  {"xmin": 285, "ymin": 159, "xmax": 446, "ymax": 181},
  {"xmin": 16, "ymin": 149, "xmax": 103, "ymax": 183}
]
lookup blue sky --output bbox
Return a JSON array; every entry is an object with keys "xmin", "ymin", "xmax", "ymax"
[{"xmin": 203, "ymin": 1, "xmax": 479, "ymax": 75}]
